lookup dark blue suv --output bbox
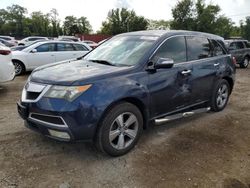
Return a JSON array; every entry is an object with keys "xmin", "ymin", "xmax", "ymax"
[{"xmin": 17, "ymin": 30, "xmax": 235, "ymax": 156}]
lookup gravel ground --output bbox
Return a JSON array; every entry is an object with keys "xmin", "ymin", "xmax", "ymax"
[{"xmin": 0, "ymin": 69, "xmax": 250, "ymax": 188}]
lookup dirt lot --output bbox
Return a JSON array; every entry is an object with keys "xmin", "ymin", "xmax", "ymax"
[{"xmin": 0, "ymin": 69, "xmax": 250, "ymax": 188}]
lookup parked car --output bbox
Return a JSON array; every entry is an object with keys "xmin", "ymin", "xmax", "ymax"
[
  {"xmin": 18, "ymin": 36, "xmax": 49, "ymax": 46},
  {"xmin": 11, "ymin": 40, "xmax": 49, "ymax": 51},
  {"xmin": 225, "ymin": 39, "xmax": 250, "ymax": 68},
  {"xmin": 0, "ymin": 35, "xmax": 17, "ymax": 46},
  {"xmin": 0, "ymin": 44, "xmax": 15, "ymax": 82},
  {"xmin": 58, "ymin": 36, "xmax": 80, "ymax": 42},
  {"xmin": 12, "ymin": 41, "xmax": 91, "ymax": 75},
  {"xmin": 17, "ymin": 30, "xmax": 235, "ymax": 156},
  {"xmin": 82, "ymin": 40, "xmax": 98, "ymax": 48},
  {"xmin": 0, "ymin": 38, "xmax": 16, "ymax": 47}
]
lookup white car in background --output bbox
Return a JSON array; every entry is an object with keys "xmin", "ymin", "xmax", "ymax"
[
  {"xmin": 0, "ymin": 35, "xmax": 17, "ymax": 46},
  {"xmin": 0, "ymin": 43, "xmax": 15, "ymax": 82},
  {"xmin": 82, "ymin": 40, "xmax": 98, "ymax": 49},
  {"xmin": 18, "ymin": 36, "xmax": 49, "ymax": 46},
  {"xmin": 12, "ymin": 41, "xmax": 91, "ymax": 75}
]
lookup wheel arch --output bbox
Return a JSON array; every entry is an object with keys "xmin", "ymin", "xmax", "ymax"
[
  {"xmin": 12, "ymin": 59, "xmax": 26, "ymax": 71},
  {"xmin": 222, "ymin": 76, "xmax": 234, "ymax": 94},
  {"xmin": 95, "ymin": 97, "xmax": 149, "ymax": 136}
]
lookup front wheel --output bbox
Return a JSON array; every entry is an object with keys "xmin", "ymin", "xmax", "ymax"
[
  {"xmin": 240, "ymin": 57, "xmax": 249, "ymax": 68},
  {"xmin": 95, "ymin": 102, "xmax": 143, "ymax": 156},
  {"xmin": 210, "ymin": 79, "xmax": 230, "ymax": 112}
]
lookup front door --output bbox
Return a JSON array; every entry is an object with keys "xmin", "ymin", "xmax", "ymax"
[
  {"xmin": 26, "ymin": 43, "xmax": 56, "ymax": 69},
  {"xmin": 147, "ymin": 36, "xmax": 193, "ymax": 117}
]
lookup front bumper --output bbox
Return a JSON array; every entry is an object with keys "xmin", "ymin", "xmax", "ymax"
[{"xmin": 17, "ymin": 97, "xmax": 101, "ymax": 142}]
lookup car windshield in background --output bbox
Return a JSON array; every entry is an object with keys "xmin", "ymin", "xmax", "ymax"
[{"xmin": 84, "ymin": 35, "xmax": 158, "ymax": 66}]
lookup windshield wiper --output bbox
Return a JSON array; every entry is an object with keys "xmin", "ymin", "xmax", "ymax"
[{"xmin": 89, "ymin": 59, "xmax": 115, "ymax": 66}]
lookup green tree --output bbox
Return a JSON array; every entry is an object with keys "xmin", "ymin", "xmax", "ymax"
[
  {"xmin": 170, "ymin": 0, "xmax": 234, "ymax": 38},
  {"xmin": 63, "ymin": 16, "xmax": 78, "ymax": 35},
  {"xmin": 6, "ymin": 4, "xmax": 27, "ymax": 37},
  {"xmin": 147, "ymin": 19, "xmax": 170, "ymax": 30},
  {"xmin": 29, "ymin": 11, "xmax": 50, "ymax": 36},
  {"xmin": 100, "ymin": 8, "xmax": 148, "ymax": 35},
  {"xmin": 50, "ymin": 9, "xmax": 60, "ymax": 37},
  {"xmin": 243, "ymin": 17, "xmax": 250, "ymax": 40},
  {"xmin": 170, "ymin": 0, "xmax": 195, "ymax": 30},
  {"xmin": 77, "ymin": 16, "xmax": 92, "ymax": 34}
]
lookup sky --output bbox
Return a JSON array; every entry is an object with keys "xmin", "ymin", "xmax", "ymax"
[{"xmin": 1, "ymin": 0, "xmax": 250, "ymax": 32}]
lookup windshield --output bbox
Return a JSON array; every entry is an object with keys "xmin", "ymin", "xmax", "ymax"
[{"xmin": 84, "ymin": 35, "xmax": 158, "ymax": 66}]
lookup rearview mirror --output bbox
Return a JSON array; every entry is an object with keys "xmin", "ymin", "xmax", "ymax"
[
  {"xmin": 154, "ymin": 58, "xmax": 174, "ymax": 69},
  {"xmin": 30, "ymin": 49, "xmax": 37, "ymax": 53}
]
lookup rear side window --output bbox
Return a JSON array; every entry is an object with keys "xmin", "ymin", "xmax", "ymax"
[
  {"xmin": 244, "ymin": 42, "xmax": 250, "ymax": 48},
  {"xmin": 230, "ymin": 42, "xmax": 244, "ymax": 50},
  {"xmin": 186, "ymin": 36, "xmax": 213, "ymax": 61},
  {"xmin": 211, "ymin": 40, "xmax": 226, "ymax": 56},
  {"xmin": 154, "ymin": 36, "xmax": 186, "ymax": 63},
  {"xmin": 73, "ymin": 44, "xmax": 88, "ymax": 51},
  {"xmin": 35, "ymin": 43, "xmax": 56, "ymax": 52},
  {"xmin": 57, "ymin": 43, "xmax": 75, "ymax": 51}
]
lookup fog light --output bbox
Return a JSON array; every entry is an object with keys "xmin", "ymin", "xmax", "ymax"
[{"xmin": 48, "ymin": 129, "xmax": 70, "ymax": 140}]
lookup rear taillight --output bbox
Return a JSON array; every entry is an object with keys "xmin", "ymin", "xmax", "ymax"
[
  {"xmin": 0, "ymin": 50, "xmax": 11, "ymax": 55},
  {"xmin": 232, "ymin": 56, "xmax": 237, "ymax": 65}
]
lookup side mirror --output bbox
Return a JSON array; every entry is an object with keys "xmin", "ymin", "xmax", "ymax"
[
  {"xmin": 154, "ymin": 58, "xmax": 174, "ymax": 69},
  {"xmin": 30, "ymin": 49, "xmax": 37, "ymax": 53}
]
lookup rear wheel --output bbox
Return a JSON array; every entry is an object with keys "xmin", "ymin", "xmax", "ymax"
[
  {"xmin": 240, "ymin": 57, "xmax": 249, "ymax": 68},
  {"xmin": 95, "ymin": 102, "xmax": 143, "ymax": 156},
  {"xmin": 13, "ymin": 60, "xmax": 25, "ymax": 75},
  {"xmin": 210, "ymin": 79, "xmax": 230, "ymax": 112}
]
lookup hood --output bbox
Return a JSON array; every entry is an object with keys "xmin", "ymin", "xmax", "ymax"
[{"xmin": 30, "ymin": 60, "xmax": 131, "ymax": 85}]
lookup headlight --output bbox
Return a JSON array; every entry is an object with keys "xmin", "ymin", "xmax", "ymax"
[{"xmin": 44, "ymin": 85, "xmax": 92, "ymax": 101}]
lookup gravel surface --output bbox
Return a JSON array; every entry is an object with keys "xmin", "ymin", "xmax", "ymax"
[{"xmin": 0, "ymin": 69, "xmax": 250, "ymax": 188}]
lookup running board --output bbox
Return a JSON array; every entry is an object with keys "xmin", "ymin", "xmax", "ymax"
[{"xmin": 155, "ymin": 107, "xmax": 211, "ymax": 125}]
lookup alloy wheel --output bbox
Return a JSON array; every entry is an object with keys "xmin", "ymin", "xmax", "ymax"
[
  {"xmin": 13, "ymin": 62, "xmax": 22, "ymax": 75},
  {"xmin": 109, "ymin": 112, "xmax": 139, "ymax": 150},
  {"xmin": 216, "ymin": 84, "xmax": 229, "ymax": 109}
]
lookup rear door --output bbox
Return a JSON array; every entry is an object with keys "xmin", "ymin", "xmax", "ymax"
[
  {"xmin": 229, "ymin": 42, "xmax": 245, "ymax": 63},
  {"xmin": 148, "ymin": 36, "xmax": 193, "ymax": 117},
  {"xmin": 72, "ymin": 43, "xmax": 90, "ymax": 58},
  {"xmin": 26, "ymin": 43, "xmax": 56, "ymax": 69},
  {"xmin": 55, "ymin": 43, "xmax": 76, "ymax": 62},
  {"xmin": 186, "ymin": 36, "xmax": 218, "ymax": 103}
]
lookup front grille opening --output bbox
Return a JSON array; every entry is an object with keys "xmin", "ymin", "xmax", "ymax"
[
  {"xmin": 30, "ymin": 114, "xmax": 65, "ymax": 125},
  {"xmin": 26, "ymin": 92, "xmax": 40, "ymax": 100}
]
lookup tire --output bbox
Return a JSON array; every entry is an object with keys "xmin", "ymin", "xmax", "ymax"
[
  {"xmin": 95, "ymin": 102, "xmax": 143, "ymax": 156},
  {"xmin": 210, "ymin": 79, "xmax": 230, "ymax": 112},
  {"xmin": 13, "ymin": 60, "xmax": 25, "ymax": 75},
  {"xmin": 240, "ymin": 57, "xmax": 249, "ymax": 68}
]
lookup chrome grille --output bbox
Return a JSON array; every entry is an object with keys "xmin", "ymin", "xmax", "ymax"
[{"xmin": 21, "ymin": 82, "xmax": 50, "ymax": 102}]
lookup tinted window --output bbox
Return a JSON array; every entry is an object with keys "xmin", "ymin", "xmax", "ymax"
[
  {"xmin": 29, "ymin": 37, "xmax": 44, "ymax": 41},
  {"xmin": 244, "ymin": 41, "xmax": 250, "ymax": 48},
  {"xmin": 0, "ymin": 37, "xmax": 11, "ymax": 41},
  {"xmin": 154, "ymin": 36, "xmax": 186, "ymax": 63},
  {"xmin": 57, "ymin": 43, "xmax": 75, "ymax": 51},
  {"xmin": 230, "ymin": 42, "xmax": 244, "ymax": 50},
  {"xmin": 186, "ymin": 36, "xmax": 212, "ymax": 61},
  {"xmin": 211, "ymin": 40, "xmax": 225, "ymax": 56},
  {"xmin": 73, "ymin": 44, "xmax": 88, "ymax": 51},
  {"xmin": 35, "ymin": 43, "xmax": 55, "ymax": 52}
]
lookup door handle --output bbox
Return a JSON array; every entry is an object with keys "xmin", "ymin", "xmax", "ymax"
[
  {"xmin": 51, "ymin": 55, "xmax": 55, "ymax": 56},
  {"xmin": 214, "ymin": 63, "xmax": 220, "ymax": 66},
  {"xmin": 181, "ymin": 70, "xmax": 192, "ymax": 75}
]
